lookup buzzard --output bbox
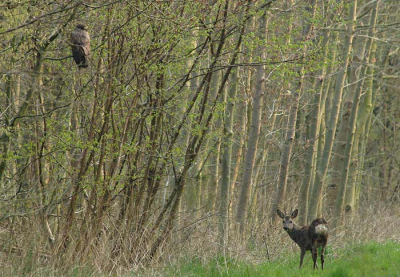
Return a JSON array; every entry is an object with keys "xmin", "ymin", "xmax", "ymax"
[{"xmin": 70, "ymin": 24, "xmax": 90, "ymax": 68}]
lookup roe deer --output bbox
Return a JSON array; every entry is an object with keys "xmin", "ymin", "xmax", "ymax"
[{"xmin": 277, "ymin": 209, "xmax": 329, "ymax": 269}]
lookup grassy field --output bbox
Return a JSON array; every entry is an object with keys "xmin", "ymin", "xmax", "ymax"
[
  {"xmin": 3, "ymin": 241, "xmax": 399, "ymax": 276},
  {"xmin": 166, "ymin": 241, "xmax": 400, "ymax": 277}
]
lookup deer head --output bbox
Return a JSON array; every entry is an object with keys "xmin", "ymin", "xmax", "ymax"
[{"xmin": 277, "ymin": 209, "xmax": 298, "ymax": 231}]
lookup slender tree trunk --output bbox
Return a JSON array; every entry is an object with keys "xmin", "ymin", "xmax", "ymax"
[
  {"xmin": 298, "ymin": 76, "xmax": 324, "ymax": 225},
  {"xmin": 310, "ymin": 35, "xmax": 338, "ymax": 217},
  {"xmin": 355, "ymin": 42, "xmax": 384, "ymax": 206},
  {"xmin": 229, "ymin": 83, "xmax": 247, "ymax": 222},
  {"xmin": 271, "ymin": 91, "xmax": 299, "ymax": 222},
  {"xmin": 328, "ymin": 30, "xmax": 366, "ymax": 210},
  {"xmin": 206, "ymin": 71, "xmax": 222, "ymax": 212},
  {"xmin": 273, "ymin": 0, "xmax": 315, "ymax": 224},
  {"xmin": 333, "ymin": 0, "xmax": 380, "ymax": 227},
  {"xmin": 250, "ymin": 110, "xmax": 277, "ymax": 223},
  {"xmin": 346, "ymin": 47, "xmax": 375, "ymax": 213},
  {"xmin": 308, "ymin": 0, "xmax": 357, "ymax": 220},
  {"xmin": 218, "ymin": 68, "xmax": 238, "ymax": 253},
  {"xmin": 218, "ymin": 5, "xmax": 254, "ymax": 243},
  {"xmin": 236, "ymin": 11, "xmax": 268, "ymax": 235},
  {"xmin": 229, "ymin": 16, "xmax": 255, "ymax": 221}
]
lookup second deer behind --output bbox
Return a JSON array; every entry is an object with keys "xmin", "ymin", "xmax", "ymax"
[{"xmin": 277, "ymin": 209, "xmax": 329, "ymax": 269}]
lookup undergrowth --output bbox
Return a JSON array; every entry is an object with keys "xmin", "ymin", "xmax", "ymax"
[{"xmin": 1, "ymin": 205, "xmax": 399, "ymax": 276}]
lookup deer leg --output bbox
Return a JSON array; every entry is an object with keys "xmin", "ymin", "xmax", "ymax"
[
  {"xmin": 321, "ymin": 246, "xmax": 326, "ymax": 269},
  {"xmin": 299, "ymin": 249, "xmax": 306, "ymax": 269},
  {"xmin": 312, "ymin": 247, "xmax": 318, "ymax": 269}
]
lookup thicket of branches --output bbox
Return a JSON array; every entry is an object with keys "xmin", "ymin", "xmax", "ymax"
[{"xmin": 0, "ymin": 0, "xmax": 399, "ymax": 273}]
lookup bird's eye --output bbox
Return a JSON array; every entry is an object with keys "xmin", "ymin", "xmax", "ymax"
[
  {"xmin": 282, "ymin": 220, "xmax": 285, "ymax": 223},
  {"xmin": 290, "ymin": 221, "xmax": 292, "ymax": 223}
]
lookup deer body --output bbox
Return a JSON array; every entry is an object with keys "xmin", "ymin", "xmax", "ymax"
[{"xmin": 277, "ymin": 209, "xmax": 328, "ymax": 269}]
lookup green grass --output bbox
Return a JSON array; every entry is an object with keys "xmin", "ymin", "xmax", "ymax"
[{"xmin": 168, "ymin": 241, "xmax": 400, "ymax": 277}]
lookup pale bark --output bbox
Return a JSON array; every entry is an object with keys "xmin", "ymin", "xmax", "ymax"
[
  {"xmin": 298, "ymin": 76, "xmax": 323, "ymax": 225},
  {"xmin": 271, "ymin": 92, "xmax": 299, "ymax": 223},
  {"xmin": 333, "ymin": 1, "xmax": 380, "ymax": 227},
  {"xmin": 236, "ymin": 11, "xmax": 268, "ymax": 235},
  {"xmin": 312, "ymin": 37, "xmax": 338, "ymax": 218},
  {"xmin": 206, "ymin": 71, "xmax": 222, "ymax": 212},
  {"xmin": 273, "ymin": 0, "xmax": 315, "ymax": 224},
  {"xmin": 309, "ymin": 0, "xmax": 357, "ymax": 219},
  {"xmin": 328, "ymin": 32, "xmax": 366, "ymax": 210},
  {"xmin": 229, "ymin": 84, "xmax": 247, "ymax": 222},
  {"xmin": 230, "ymin": 17, "xmax": 255, "ymax": 219}
]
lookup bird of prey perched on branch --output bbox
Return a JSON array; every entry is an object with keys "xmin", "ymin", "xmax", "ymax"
[{"xmin": 70, "ymin": 24, "xmax": 90, "ymax": 68}]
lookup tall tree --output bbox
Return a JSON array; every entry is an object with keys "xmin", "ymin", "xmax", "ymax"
[
  {"xmin": 308, "ymin": 0, "xmax": 358, "ymax": 220},
  {"xmin": 236, "ymin": 6, "xmax": 268, "ymax": 235},
  {"xmin": 333, "ymin": 0, "xmax": 380, "ymax": 228}
]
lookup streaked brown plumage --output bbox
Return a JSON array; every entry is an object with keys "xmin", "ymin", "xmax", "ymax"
[{"xmin": 70, "ymin": 24, "xmax": 90, "ymax": 68}]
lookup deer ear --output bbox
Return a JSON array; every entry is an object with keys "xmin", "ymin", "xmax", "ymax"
[
  {"xmin": 291, "ymin": 209, "xmax": 298, "ymax": 219},
  {"xmin": 277, "ymin": 209, "xmax": 285, "ymax": 219}
]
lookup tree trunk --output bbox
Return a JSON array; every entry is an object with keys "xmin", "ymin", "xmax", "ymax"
[
  {"xmin": 218, "ymin": 69, "xmax": 238, "ymax": 253},
  {"xmin": 333, "ymin": 0, "xmax": 380, "ymax": 227},
  {"xmin": 328, "ymin": 28, "xmax": 367, "ymax": 210},
  {"xmin": 273, "ymin": 0, "xmax": 316, "ymax": 224},
  {"xmin": 308, "ymin": 0, "xmax": 357, "ymax": 220},
  {"xmin": 236, "ymin": 11, "xmax": 268, "ymax": 235},
  {"xmin": 271, "ymin": 92, "xmax": 299, "ymax": 223}
]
